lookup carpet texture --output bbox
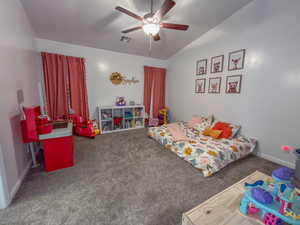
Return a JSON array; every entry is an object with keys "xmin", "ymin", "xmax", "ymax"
[{"xmin": 0, "ymin": 129, "xmax": 279, "ymax": 225}]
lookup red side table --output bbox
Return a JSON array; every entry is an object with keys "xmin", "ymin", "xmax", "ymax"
[{"xmin": 39, "ymin": 123, "xmax": 74, "ymax": 172}]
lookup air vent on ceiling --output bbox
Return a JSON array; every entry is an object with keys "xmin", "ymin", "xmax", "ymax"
[{"xmin": 120, "ymin": 36, "xmax": 131, "ymax": 43}]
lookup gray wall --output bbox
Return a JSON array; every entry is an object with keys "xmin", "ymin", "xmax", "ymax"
[
  {"xmin": 166, "ymin": 0, "xmax": 300, "ymax": 168},
  {"xmin": 0, "ymin": 0, "xmax": 40, "ymax": 208}
]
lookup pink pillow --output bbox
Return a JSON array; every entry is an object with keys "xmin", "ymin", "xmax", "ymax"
[
  {"xmin": 186, "ymin": 116, "xmax": 203, "ymax": 128},
  {"xmin": 166, "ymin": 123, "xmax": 191, "ymax": 142}
]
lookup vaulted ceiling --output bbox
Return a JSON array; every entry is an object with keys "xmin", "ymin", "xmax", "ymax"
[{"xmin": 21, "ymin": 0, "xmax": 253, "ymax": 59}]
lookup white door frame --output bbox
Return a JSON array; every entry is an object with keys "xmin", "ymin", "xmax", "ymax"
[{"xmin": 0, "ymin": 144, "xmax": 9, "ymax": 208}]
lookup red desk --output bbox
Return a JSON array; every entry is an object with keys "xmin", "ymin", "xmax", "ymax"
[{"xmin": 39, "ymin": 123, "xmax": 74, "ymax": 172}]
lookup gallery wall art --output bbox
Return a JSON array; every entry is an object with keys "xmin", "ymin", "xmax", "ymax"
[
  {"xmin": 226, "ymin": 75, "xmax": 242, "ymax": 93},
  {"xmin": 211, "ymin": 55, "xmax": 224, "ymax": 73},
  {"xmin": 208, "ymin": 77, "xmax": 222, "ymax": 93},
  {"xmin": 196, "ymin": 59, "xmax": 207, "ymax": 75},
  {"xmin": 228, "ymin": 49, "xmax": 246, "ymax": 71},
  {"xmin": 194, "ymin": 49, "xmax": 246, "ymax": 95},
  {"xmin": 195, "ymin": 79, "xmax": 206, "ymax": 93}
]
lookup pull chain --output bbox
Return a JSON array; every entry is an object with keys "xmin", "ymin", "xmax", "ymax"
[
  {"xmin": 148, "ymin": 35, "xmax": 152, "ymax": 56},
  {"xmin": 151, "ymin": 0, "xmax": 153, "ymax": 14}
]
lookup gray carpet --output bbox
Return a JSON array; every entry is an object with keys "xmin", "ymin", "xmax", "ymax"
[{"xmin": 0, "ymin": 129, "xmax": 279, "ymax": 225}]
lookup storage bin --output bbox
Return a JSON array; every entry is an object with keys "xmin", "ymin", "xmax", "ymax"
[{"xmin": 38, "ymin": 123, "xmax": 53, "ymax": 134}]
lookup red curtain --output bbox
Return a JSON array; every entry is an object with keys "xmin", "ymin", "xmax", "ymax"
[
  {"xmin": 41, "ymin": 52, "xmax": 89, "ymax": 120},
  {"xmin": 152, "ymin": 67, "xmax": 166, "ymax": 118},
  {"xmin": 144, "ymin": 66, "xmax": 154, "ymax": 116},
  {"xmin": 143, "ymin": 66, "xmax": 166, "ymax": 118},
  {"xmin": 67, "ymin": 57, "xmax": 89, "ymax": 120},
  {"xmin": 42, "ymin": 52, "xmax": 69, "ymax": 120}
]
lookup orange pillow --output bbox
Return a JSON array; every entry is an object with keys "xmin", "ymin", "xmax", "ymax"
[
  {"xmin": 212, "ymin": 122, "xmax": 232, "ymax": 139},
  {"xmin": 220, "ymin": 126, "xmax": 232, "ymax": 139},
  {"xmin": 213, "ymin": 122, "xmax": 229, "ymax": 130},
  {"xmin": 202, "ymin": 128, "xmax": 223, "ymax": 139},
  {"xmin": 210, "ymin": 129, "xmax": 223, "ymax": 139},
  {"xmin": 202, "ymin": 127, "xmax": 212, "ymax": 136}
]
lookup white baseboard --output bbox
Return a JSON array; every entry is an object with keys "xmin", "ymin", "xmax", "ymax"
[
  {"xmin": 9, "ymin": 160, "xmax": 32, "ymax": 205},
  {"xmin": 256, "ymin": 152, "xmax": 295, "ymax": 169}
]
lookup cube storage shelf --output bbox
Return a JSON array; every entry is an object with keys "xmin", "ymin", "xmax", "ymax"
[{"xmin": 98, "ymin": 105, "xmax": 145, "ymax": 134}]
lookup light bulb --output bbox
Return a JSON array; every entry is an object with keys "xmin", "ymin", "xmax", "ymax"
[{"xmin": 142, "ymin": 19, "xmax": 160, "ymax": 36}]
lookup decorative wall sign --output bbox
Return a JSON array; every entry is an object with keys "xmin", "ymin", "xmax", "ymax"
[
  {"xmin": 208, "ymin": 77, "xmax": 222, "ymax": 93},
  {"xmin": 195, "ymin": 79, "xmax": 206, "ymax": 93},
  {"xmin": 211, "ymin": 55, "xmax": 224, "ymax": 73},
  {"xmin": 122, "ymin": 76, "xmax": 139, "ymax": 85},
  {"xmin": 226, "ymin": 75, "xmax": 242, "ymax": 94},
  {"xmin": 196, "ymin": 59, "xmax": 207, "ymax": 75},
  {"xmin": 110, "ymin": 72, "xmax": 124, "ymax": 85},
  {"xmin": 228, "ymin": 49, "xmax": 246, "ymax": 71},
  {"xmin": 110, "ymin": 72, "xmax": 139, "ymax": 85}
]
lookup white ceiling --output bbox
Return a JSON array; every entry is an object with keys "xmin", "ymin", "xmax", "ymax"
[{"xmin": 21, "ymin": 0, "xmax": 253, "ymax": 59}]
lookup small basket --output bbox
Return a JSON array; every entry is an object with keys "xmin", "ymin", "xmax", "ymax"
[{"xmin": 38, "ymin": 123, "xmax": 53, "ymax": 134}]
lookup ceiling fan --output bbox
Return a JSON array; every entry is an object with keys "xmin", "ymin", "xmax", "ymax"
[{"xmin": 115, "ymin": 0, "xmax": 189, "ymax": 41}]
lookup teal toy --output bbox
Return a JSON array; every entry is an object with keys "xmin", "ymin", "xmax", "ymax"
[{"xmin": 240, "ymin": 167, "xmax": 300, "ymax": 225}]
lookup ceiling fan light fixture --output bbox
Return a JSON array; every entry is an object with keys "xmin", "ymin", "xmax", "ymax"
[{"xmin": 142, "ymin": 21, "xmax": 160, "ymax": 36}]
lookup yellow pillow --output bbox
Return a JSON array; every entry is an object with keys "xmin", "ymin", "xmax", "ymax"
[
  {"xmin": 202, "ymin": 128, "xmax": 223, "ymax": 139},
  {"xmin": 210, "ymin": 129, "xmax": 223, "ymax": 139},
  {"xmin": 202, "ymin": 128, "xmax": 212, "ymax": 136}
]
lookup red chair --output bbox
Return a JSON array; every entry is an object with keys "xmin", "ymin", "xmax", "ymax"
[{"xmin": 71, "ymin": 115, "xmax": 96, "ymax": 138}]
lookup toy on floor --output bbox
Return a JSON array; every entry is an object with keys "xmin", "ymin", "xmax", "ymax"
[
  {"xmin": 71, "ymin": 115, "xmax": 99, "ymax": 138},
  {"xmin": 158, "ymin": 108, "xmax": 170, "ymax": 125},
  {"xmin": 281, "ymin": 145, "xmax": 300, "ymax": 180},
  {"xmin": 240, "ymin": 167, "xmax": 300, "ymax": 225},
  {"xmin": 148, "ymin": 118, "xmax": 159, "ymax": 127}
]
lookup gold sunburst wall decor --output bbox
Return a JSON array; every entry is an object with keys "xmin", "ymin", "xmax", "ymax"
[
  {"xmin": 110, "ymin": 72, "xmax": 124, "ymax": 85},
  {"xmin": 110, "ymin": 72, "xmax": 140, "ymax": 85}
]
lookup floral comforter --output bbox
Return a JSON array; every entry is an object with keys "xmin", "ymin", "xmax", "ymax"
[{"xmin": 148, "ymin": 122, "xmax": 256, "ymax": 177}]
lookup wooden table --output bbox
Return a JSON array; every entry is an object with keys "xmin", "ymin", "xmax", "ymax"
[{"xmin": 182, "ymin": 171, "xmax": 270, "ymax": 225}]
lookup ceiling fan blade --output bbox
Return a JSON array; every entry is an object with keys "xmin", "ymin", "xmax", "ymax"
[
  {"xmin": 154, "ymin": 0, "xmax": 176, "ymax": 19},
  {"xmin": 162, "ymin": 23, "xmax": 189, "ymax": 30},
  {"xmin": 121, "ymin": 26, "xmax": 142, "ymax": 33},
  {"xmin": 115, "ymin": 6, "xmax": 143, "ymax": 21},
  {"xmin": 153, "ymin": 34, "xmax": 160, "ymax": 41}
]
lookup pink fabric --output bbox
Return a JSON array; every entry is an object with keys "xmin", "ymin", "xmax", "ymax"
[
  {"xmin": 186, "ymin": 116, "xmax": 203, "ymax": 128},
  {"xmin": 148, "ymin": 118, "xmax": 159, "ymax": 127},
  {"xmin": 41, "ymin": 52, "xmax": 90, "ymax": 120},
  {"xmin": 42, "ymin": 52, "xmax": 69, "ymax": 120},
  {"xmin": 152, "ymin": 67, "xmax": 166, "ymax": 118},
  {"xmin": 143, "ymin": 66, "xmax": 154, "ymax": 117},
  {"xmin": 166, "ymin": 123, "xmax": 191, "ymax": 142},
  {"xmin": 67, "ymin": 56, "xmax": 89, "ymax": 120}
]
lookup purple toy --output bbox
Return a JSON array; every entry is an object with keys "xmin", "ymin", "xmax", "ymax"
[
  {"xmin": 251, "ymin": 187, "xmax": 273, "ymax": 204},
  {"xmin": 272, "ymin": 167, "xmax": 294, "ymax": 181}
]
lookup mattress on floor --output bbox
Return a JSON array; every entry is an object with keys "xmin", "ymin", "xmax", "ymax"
[{"xmin": 148, "ymin": 122, "xmax": 256, "ymax": 177}]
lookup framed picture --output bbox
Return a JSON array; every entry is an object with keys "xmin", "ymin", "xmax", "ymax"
[
  {"xmin": 196, "ymin": 59, "xmax": 207, "ymax": 75},
  {"xmin": 226, "ymin": 75, "xmax": 242, "ymax": 94},
  {"xmin": 211, "ymin": 55, "xmax": 224, "ymax": 73},
  {"xmin": 195, "ymin": 79, "xmax": 206, "ymax": 93},
  {"xmin": 228, "ymin": 49, "xmax": 246, "ymax": 71},
  {"xmin": 208, "ymin": 77, "xmax": 221, "ymax": 93}
]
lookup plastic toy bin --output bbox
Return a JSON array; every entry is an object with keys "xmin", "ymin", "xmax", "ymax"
[
  {"xmin": 42, "ymin": 136, "xmax": 74, "ymax": 172},
  {"xmin": 39, "ymin": 123, "xmax": 74, "ymax": 172}
]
